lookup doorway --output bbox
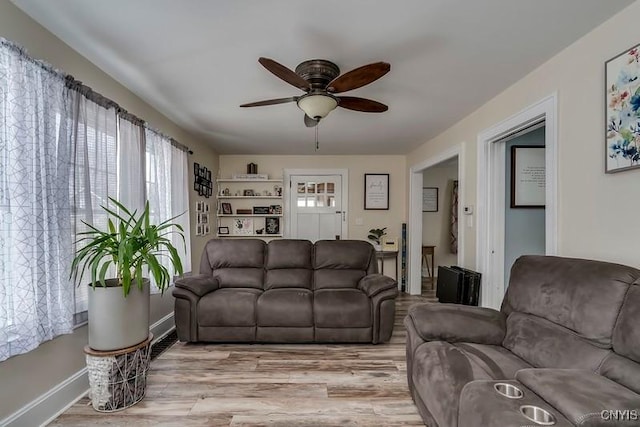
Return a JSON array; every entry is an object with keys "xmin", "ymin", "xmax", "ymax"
[
  {"xmin": 284, "ymin": 169, "xmax": 349, "ymax": 241},
  {"xmin": 421, "ymin": 157, "xmax": 459, "ymax": 296},
  {"xmin": 476, "ymin": 94, "xmax": 558, "ymax": 309},
  {"xmin": 408, "ymin": 145, "xmax": 465, "ymax": 295},
  {"xmin": 502, "ymin": 124, "xmax": 546, "ymax": 287}
]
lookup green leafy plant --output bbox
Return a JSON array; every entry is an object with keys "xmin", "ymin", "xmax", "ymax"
[
  {"xmin": 70, "ymin": 198, "xmax": 185, "ymax": 296},
  {"xmin": 367, "ymin": 227, "xmax": 387, "ymax": 245}
]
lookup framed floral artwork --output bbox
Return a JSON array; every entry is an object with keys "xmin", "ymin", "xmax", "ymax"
[{"xmin": 605, "ymin": 43, "xmax": 640, "ymax": 173}]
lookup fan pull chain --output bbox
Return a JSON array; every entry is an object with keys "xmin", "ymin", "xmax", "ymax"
[{"xmin": 315, "ymin": 124, "xmax": 319, "ymax": 151}]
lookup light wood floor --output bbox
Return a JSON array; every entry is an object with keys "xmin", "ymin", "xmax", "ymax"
[{"xmin": 50, "ymin": 292, "xmax": 436, "ymax": 426}]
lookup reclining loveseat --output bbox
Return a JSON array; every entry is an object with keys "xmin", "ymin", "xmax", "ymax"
[{"xmin": 405, "ymin": 255, "xmax": 640, "ymax": 426}]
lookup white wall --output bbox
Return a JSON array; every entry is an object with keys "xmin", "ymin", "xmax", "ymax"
[
  {"xmin": 218, "ymin": 155, "xmax": 407, "ymax": 279},
  {"xmin": 407, "ymin": 1, "xmax": 640, "ymax": 271},
  {"xmin": 422, "ymin": 162, "xmax": 458, "ymax": 275}
]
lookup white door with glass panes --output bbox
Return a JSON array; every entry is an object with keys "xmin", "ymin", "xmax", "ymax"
[{"xmin": 289, "ymin": 175, "xmax": 344, "ymax": 241}]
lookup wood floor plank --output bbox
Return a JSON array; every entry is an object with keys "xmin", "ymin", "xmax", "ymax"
[{"xmin": 48, "ymin": 292, "xmax": 432, "ymax": 426}]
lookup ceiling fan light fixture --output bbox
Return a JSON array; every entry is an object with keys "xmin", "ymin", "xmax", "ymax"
[{"xmin": 297, "ymin": 94, "xmax": 338, "ymax": 119}]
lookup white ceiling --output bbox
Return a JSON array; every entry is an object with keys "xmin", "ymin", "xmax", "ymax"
[{"xmin": 12, "ymin": 0, "xmax": 634, "ymax": 155}]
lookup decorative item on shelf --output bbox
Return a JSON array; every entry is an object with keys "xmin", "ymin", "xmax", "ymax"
[
  {"xmin": 256, "ymin": 228, "xmax": 264, "ymax": 234},
  {"xmin": 218, "ymin": 226, "xmax": 229, "ymax": 235},
  {"xmin": 247, "ymin": 163, "xmax": 258, "ymax": 174},
  {"xmin": 253, "ymin": 206, "xmax": 270, "ymax": 214},
  {"xmin": 274, "ymin": 185, "xmax": 282, "ymax": 196},
  {"xmin": 243, "ymin": 189, "xmax": 255, "ymax": 196},
  {"xmin": 265, "ymin": 217, "xmax": 280, "ymax": 235},
  {"xmin": 223, "ymin": 188, "xmax": 230, "ymax": 196},
  {"xmin": 233, "ymin": 218, "xmax": 254, "ymax": 235},
  {"xmin": 196, "ymin": 201, "xmax": 204, "ymax": 212},
  {"xmin": 232, "ymin": 173, "xmax": 269, "ymax": 180},
  {"xmin": 220, "ymin": 202, "xmax": 233, "ymax": 214},
  {"xmin": 269, "ymin": 204, "xmax": 283, "ymax": 214},
  {"xmin": 368, "ymin": 227, "xmax": 387, "ymax": 251},
  {"xmin": 236, "ymin": 208, "xmax": 253, "ymax": 214},
  {"xmin": 235, "ymin": 191, "xmax": 241, "ymax": 196},
  {"xmin": 193, "ymin": 163, "xmax": 213, "ymax": 198}
]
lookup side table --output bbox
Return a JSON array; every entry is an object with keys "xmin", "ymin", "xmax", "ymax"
[
  {"xmin": 376, "ymin": 250, "xmax": 399, "ymax": 279},
  {"xmin": 84, "ymin": 333, "xmax": 153, "ymax": 412}
]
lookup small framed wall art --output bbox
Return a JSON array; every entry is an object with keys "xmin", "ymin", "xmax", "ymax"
[
  {"xmin": 422, "ymin": 187, "xmax": 438, "ymax": 212},
  {"xmin": 511, "ymin": 145, "xmax": 545, "ymax": 208},
  {"xmin": 364, "ymin": 173, "xmax": 389, "ymax": 210}
]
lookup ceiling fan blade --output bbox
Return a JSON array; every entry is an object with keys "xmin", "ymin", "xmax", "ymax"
[
  {"xmin": 337, "ymin": 96, "xmax": 388, "ymax": 113},
  {"xmin": 304, "ymin": 114, "xmax": 319, "ymax": 127},
  {"xmin": 240, "ymin": 97, "xmax": 298, "ymax": 108},
  {"xmin": 326, "ymin": 62, "xmax": 390, "ymax": 93},
  {"xmin": 258, "ymin": 57, "xmax": 311, "ymax": 92}
]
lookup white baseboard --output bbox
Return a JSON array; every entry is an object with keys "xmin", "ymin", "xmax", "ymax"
[{"xmin": 0, "ymin": 313, "xmax": 175, "ymax": 427}]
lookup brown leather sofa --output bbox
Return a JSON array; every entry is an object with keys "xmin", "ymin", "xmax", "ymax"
[
  {"xmin": 405, "ymin": 255, "xmax": 640, "ymax": 427},
  {"xmin": 173, "ymin": 239, "xmax": 398, "ymax": 344}
]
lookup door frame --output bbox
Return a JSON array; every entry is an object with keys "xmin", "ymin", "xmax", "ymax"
[
  {"xmin": 476, "ymin": 93, "xmax": 558, "ymax": 309},
  {"xmin": 408, "ymin": 144, "xmax": 465, "ymax": 295},
  {"xmin": 283, "ymin": 168, "xmax": 349, "ymax": 239}
]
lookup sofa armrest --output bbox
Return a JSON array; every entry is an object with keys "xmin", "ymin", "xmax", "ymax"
[
  {"xmin": 358, "ymin": 274, "xmax": 398, "ymax": 297},
  {"xmin": 406, "ymin": 303, "xmax": 506, "ymax": 345},
  {"xmin": 174, "ymin": 274, "xmax": 219, "ymax": 297}
]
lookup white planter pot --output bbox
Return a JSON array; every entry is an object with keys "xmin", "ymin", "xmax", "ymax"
[{"xmin": 87, "ymin": 279, "xmax": 150, "ymax": 351}]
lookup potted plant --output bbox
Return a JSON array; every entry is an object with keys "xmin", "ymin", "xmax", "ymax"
[
  {"xmin": 368, "ymin": 227, "xmax": 387, "ymax": 251},
  {"xmin": 70, "ymin": 198, "xmax": 185, "ymax": 351}
]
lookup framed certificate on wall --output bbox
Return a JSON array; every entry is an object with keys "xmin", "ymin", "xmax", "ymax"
[{"xmin": 511, "ymin": 146, "xmax": 545, "ymax": 208}]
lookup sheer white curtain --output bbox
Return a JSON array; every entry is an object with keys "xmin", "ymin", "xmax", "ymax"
[
  {"xmin": 118, "ymin": 116, "xmax": 145, "ymax": 214},
  {"xmin": 0, "ymin": 40, "xmax": 75, "ymax": 361},
  {"xmin": 145, "ymin": 129, "xmax": 191, "ymax": 291},
  {"xmin": 70, "ymin": 92, "xmax": 118, "ymax": 315}
]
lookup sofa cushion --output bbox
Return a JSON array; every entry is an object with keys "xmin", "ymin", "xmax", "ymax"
[
  {"xmin": 202, "ymin": 239, "xmax": 266, "ymax": 289},
  {"xmin": 265, "ymin": 240, "xmax": 313, "ymax": 290},
  {"xmin": 599, "ymin": 353, "xmax": 640, "ymax": 395},
  {"xmin": 314, "ymin": 240, "xmax": 374, "ymax": 270},
  {"xmin": 503, "ymin": 255, "xmax": 638, "ymax": 346},
  {"xmin": 612, "ymin": 283, "xmax": 640, "ymax": 363},
  {"xmin": 503, "ymin": 312, "xmax": 610, "ymax": 370},
  {"xmin": 411, "ymin": 341, "xmax": 493, "ymax": 427},
  {"xmin": 203, "ymin": 238, "xmax": 266, "ymax": 270},
  {"xmin": 314, "ymin": 269, "xmax": 366, "ymax": 290},
  {"xmin": 266, "ymin": 239, "xmax": 312, "ymax": 269},
  {"xmin": 314, "ymin": 288, "xmax": 371, "ymax": 328},
  {"xmin": 313, "ymin": 240, "xmax": 375, "ymax": 289},
  {"xmin": 213, "ymin": 267, "xmax": 264, "ymax": 289},
  {"xmin": 257, "ymin": 289, "xmax": 313, "ymax": 327},
  {"xmin": 516, "ymin": 369, "xmax": 640, "ymax": 427},
  {"xmin": 265, "ymin": 269, "xmax": 312, "ymax": 290},
  {"xmin": 197, "ymin": 288, "xmax": 261, "ymax": 326}
]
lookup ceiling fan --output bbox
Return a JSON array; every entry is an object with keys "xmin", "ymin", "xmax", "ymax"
[{"xmin": 240, "ymin": 57, "xmax": 390, "ymax": 127}]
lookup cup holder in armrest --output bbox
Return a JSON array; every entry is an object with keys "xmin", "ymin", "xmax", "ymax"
[
  {"xmin": 494, "ymin": 382, "xmax": 523, "ymax": 399},
  {"xmin": 520, "ymin": 405, "xmax": 556, "ymax": 425}
]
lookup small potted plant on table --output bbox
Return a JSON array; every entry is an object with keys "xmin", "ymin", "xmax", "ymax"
[{"xmin": 368, "ymin": 227, "xmax": 387, "ymax": 251}]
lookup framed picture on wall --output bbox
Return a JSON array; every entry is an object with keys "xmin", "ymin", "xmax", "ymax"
[
  {"xmin": 422, "ymin": 187, "xmax": 438, "ymax": 212},
  {"xmin": 605, "ymin": 42, "xmax": 640, "ymax": 173},
  {"xmin": 511, "ymin": 145, "xmax": 545, "ymax": 208},
  {"xmin": 364, "ymin": 173, "xmax": 389, "ymax": 210}
]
